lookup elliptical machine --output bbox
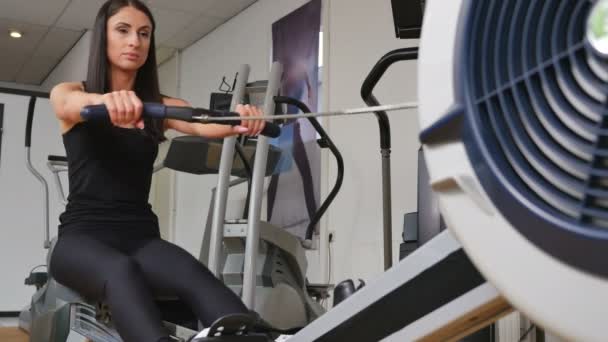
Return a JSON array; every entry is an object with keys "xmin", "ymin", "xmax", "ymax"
[{"xmin": 163, "ymin": 64, "xmax": 342, "ymax": 331}]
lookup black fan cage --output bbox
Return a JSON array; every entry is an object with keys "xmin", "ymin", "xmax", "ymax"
[{"xmin": 458, "ymin": 0, "xmax": 608, "ymax": 278}]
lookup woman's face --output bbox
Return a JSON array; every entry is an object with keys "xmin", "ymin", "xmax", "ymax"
[{"xmin": 106, "ymin": 6, "xmax": 152, "ymax": 72}]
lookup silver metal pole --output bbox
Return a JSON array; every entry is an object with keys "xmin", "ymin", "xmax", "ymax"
[
  {"xmin": 199, "ymin": 178, "xmax": 248, "ymax": 266},
  {"xmin": 381, "ymin": 149, "xmax": 392, "ymax": 270},
  {"xmin": 241, "ymin": 62, "xmax": 282, "ymax": 308},
  {"xmin": 208, "ymin": 65, "xmax": 250, "ymax": 277},
  {"xmin": 26, "ymin": 148, "xmax": 50, "ymax": 249},
  {"xmin": 47, "ymin": 161, "xmax": 68, "ymax": 206}
]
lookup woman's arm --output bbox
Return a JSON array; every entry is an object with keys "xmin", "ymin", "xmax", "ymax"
[
  {"xmin": 50, "ymin": 82, "xmax": 147, "ymax": 132},
  {"xmin": 162, "ymin": 97, "xmax": 265, "ymax": 138},
  {"xmin": 50, "ymin": 82, "xmax": 104, "ymax": 132}
]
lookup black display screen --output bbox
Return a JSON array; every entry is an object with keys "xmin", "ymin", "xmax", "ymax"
[{"xmin": 391, "ymin": 0, "xmax": 425, "ymax": 39}]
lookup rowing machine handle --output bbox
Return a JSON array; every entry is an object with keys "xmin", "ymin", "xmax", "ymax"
[{"xmin": 81, "ymin": 103, "xmax": 281, "ymax": 138}]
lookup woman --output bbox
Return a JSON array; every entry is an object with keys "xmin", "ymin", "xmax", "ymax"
[{"xmin": 48, "ymin": 1, "xmax": 264, "ymax": 341}]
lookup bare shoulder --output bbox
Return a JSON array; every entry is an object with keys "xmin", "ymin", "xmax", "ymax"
[{"xmin": 162, "ymin": 96, "xmax": 191, "ymax": 107}]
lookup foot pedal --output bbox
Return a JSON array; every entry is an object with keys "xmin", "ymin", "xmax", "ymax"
[
  {"xmin": 190, "ymin": 313, "xmax": 271, "ymax": 341},
  {"xmin": 208, "ymin": 313, "xmax": 255, "ymax": 337}
]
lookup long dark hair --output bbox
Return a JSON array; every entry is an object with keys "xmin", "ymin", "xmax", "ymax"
[{"xmin": 85, "ymin": 0, "xmax": 165, "ymax": 142}]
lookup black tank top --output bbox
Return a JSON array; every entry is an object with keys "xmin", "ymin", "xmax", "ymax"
[{"xmin": 58, "ymin": 119, "xmax": 160, "ymax": 234}]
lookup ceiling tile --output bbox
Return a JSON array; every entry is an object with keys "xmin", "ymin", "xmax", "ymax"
[
  {"xmin": 0, "ymin": 19, "xmax": 49, "ymax": 82},
  {"xmin": 35, "ymin": 27, "xmax": 84, "ymax": 58},
  {"xmin": 145, "ymin": 0, "xmax": 216, "ymax": 14},
  {"xmin": 16, "ymin": 53, "xmax": 59, "ymax": 85},
  {"xmin": 162, "ymin": 15, "xmax": 224, "ymax": 49},
  {"xmin": 16, "ymin": 27, "xmax": 85, "ymax": 85},
  {"xmin": 0, "ymin": 56, "xmax": 25, "ymax": 82},
  {"xmin": 205, "ymin": 0, "xmax": 257, "ymax": 19},
  {"xmin": 0, "ymin": 0, "xmax": 70, "ymax": 26},
  {"xmin": 149, "ymin": 6, "xmax": 198, "ymax": 44},
  {"xmin": 0, "ymin": 18, "xmax": 48, "ymax": 45},
  {"xmin": 55, "ymin": 0, "xmax": 108, "ymax": 30}
]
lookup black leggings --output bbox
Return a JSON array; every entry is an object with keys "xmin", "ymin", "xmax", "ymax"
[{"xmin": 49, "ymin": 229, "xmax": 248, "ymax": 342}]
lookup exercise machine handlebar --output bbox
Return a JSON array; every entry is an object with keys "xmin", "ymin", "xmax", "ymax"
[
  {"xmin": 360, "ymin": 46, "xmax": 418, "ymax": 271},
  {"xmin": 360, "ymin": 47, "xmax": 418, "ymax": 150},
  {"xmin": 24, "ymin": 96, "xmax": 52, "ymax": 249},
  {"xmin": 80, "ymin": 103, "xmax": 282, "ymax": 138},
  {"xmin": 273, "ymin": 96, "xmax": 344, "ymax": 247}
]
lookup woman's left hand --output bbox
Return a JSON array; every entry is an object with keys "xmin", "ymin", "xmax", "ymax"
[{"xmin": 235, "ymin": 104, "xmax": 266, "ymax": 136}]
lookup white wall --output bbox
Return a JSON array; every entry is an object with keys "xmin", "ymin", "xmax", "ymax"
[
  {"xmin": 158, "ymin": 53, "xmax": 179, "ymax": 97},
  {"xmin": 168, "ymin": 0, "xmax": 419, "ymax": 285},
  {"xmin": 0, "ymin": 94, "xmax": 64, "ymax": 311}
]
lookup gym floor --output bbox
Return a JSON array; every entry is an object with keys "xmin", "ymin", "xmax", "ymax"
[{"xmin": 0, "ymin": 318, "xmax": 28, "ymax": 342}]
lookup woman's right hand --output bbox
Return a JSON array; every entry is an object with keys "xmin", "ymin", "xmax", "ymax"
[{"xmin": 92, "ymin": 90, "xmax": 144, "ymax": 129}]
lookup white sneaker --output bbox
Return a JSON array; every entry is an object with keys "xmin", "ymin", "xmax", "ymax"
[{"xmin": 193, "ymin": 328, "xmax": 210, "ymax": 339}]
